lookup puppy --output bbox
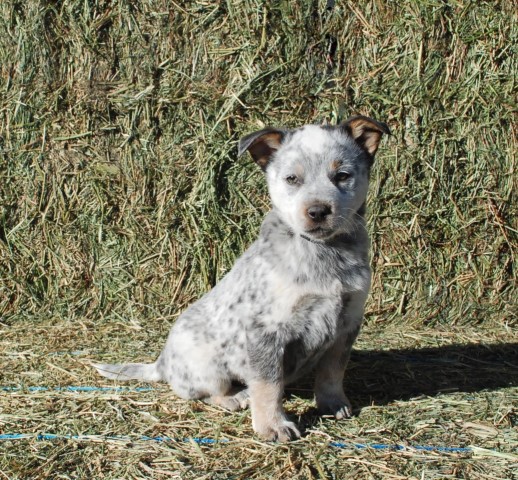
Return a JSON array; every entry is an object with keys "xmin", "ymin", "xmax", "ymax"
[{"xmin": 94, "ymin": 115, "xmax": 390, "ymax": 441}]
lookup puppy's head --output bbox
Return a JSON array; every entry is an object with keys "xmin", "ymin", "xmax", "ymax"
[{"xmin": 239, "ymin": 116, "xmax": 390, "ymax": 241}]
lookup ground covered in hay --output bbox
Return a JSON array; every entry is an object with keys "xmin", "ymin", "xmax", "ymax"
[{"xmin": 1, "ymin": 1, "xmax": 516, "ymax": 479}]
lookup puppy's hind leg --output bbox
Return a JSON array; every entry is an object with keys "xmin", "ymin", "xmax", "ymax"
[{"xmin": 205, "ymin": 388, "xmax": 250, "ymax": 411}]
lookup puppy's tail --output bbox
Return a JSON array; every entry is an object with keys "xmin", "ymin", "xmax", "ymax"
[{"xmin": 92, "ymin": 361, "xmax": 162, "ymax": 382}]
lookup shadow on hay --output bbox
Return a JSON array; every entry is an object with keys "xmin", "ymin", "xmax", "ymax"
[{"xmin": 287, "ymin": 342, "xmax": 518, "ymax": 415}]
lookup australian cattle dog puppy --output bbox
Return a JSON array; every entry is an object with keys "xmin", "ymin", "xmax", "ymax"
[{"xmin": 94, "ymin": 116, "xmax": 390, "ymax": 441}]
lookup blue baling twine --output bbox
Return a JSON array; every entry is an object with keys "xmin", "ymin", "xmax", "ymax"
[
  {"xmin": 0, "ymin": 433, "xmax": 220, "ymax": 445},
  {"xmin": 0, "ymin": 433, "xmax": 472, "ymax": 453},
  {"xmin": 1, "ymin": 386, "xmax": 154, "ymax": 393},
  {"xmin": 0, "ymin": 385, "xmax": 474, "ymax": 453},
  {"xmin": 329, "ymin": 441, "xmax": 471, "ymax": 453}
]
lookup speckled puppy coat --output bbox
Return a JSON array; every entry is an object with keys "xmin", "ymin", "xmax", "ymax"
[{"xmin": 94, "ymin": 115, "xmax": 390, "ymax": 442}]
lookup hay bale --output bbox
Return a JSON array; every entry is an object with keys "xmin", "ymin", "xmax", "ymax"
[{"xmin": 0, "ymin": 2, "xmax": 516, "ymax": 476}]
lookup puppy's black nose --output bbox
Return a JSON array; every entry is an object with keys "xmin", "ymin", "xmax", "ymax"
[{"xmin": 306, "ymin": 204, "xmax": 332, "ymax": 222}]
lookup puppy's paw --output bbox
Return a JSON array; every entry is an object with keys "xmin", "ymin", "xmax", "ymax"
[
  {"xmin": 255, "ymin": 419, "xmax": 301, "ymax": 442},
  {"xmin": 233, "ymin": 389, "xmax": 251, "ymax": 410},
  {"xmin": 316, "ymin": 394, "xmax": 353, "ymax": 420},
  {"xmin": 221, "ymin": 392, "xmax": 250, "ymax": 411},
  {"xmin": 206, "ymin": 391, "xmax": 250, "ymax": 412}
]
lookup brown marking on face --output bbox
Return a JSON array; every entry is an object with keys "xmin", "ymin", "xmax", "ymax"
[
  {"xmin": 300, "ymin": 204, "xmax": 311, "ymax": 227},
  {"xmin": 330, "ymin": 160, "xmax": 341, "ymax": 172},
  {"xmin": 293, "ymin": 163, "xmax": 305, "ymax": 179}
]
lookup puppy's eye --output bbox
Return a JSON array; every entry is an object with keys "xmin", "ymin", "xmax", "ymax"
[
  {"xmin": 335, "ymin": 172, "xmax": 351, "ymax": 183},
  {"xmin": 285, "ymin": 175, "xmax": 299, "ymax": 185}
]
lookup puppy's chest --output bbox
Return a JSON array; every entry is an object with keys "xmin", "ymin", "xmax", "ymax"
[
  {"xmin": 246, "ymin": 245, "xmax": 358, "ymax": 327},
  {"xmin": 265, "ymin": 268, "xmax": 340, "ymax": 317},
  {"xmin": 280, "ymin": 288, "xmax": 348, "ymax": 382}
]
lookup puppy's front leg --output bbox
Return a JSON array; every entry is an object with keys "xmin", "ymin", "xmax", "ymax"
[
  {"xmin": 315, "ymin": 292, "xmax": 367, "ymax": 418},
  {"xmin": 247, "ymin": 331, "xmax": 300, "ymax": 442},
  {"xmin": 314, "ymin": 326, "xmax": 360, "ymax": 419},
  {"xmin": 248, "ymin": 379, "xmax": 300, "ymax": 442}
]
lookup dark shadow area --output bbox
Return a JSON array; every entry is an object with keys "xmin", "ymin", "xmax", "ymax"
[{"xmin": 287, "ymin": 342, "xmax": 518, "ymax": 412}]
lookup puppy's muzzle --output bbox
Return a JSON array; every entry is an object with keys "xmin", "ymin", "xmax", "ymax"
[{"xmin": 306, "ymin": 203, "xmax": 332, "ymax": 223}]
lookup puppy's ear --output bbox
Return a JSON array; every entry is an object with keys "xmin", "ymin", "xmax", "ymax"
[
  {"xmin": 342, "ymin": 115, "xmax": 390, "ymax": 157},
  {"xmin": 238, "ymin": 128, "xmax": 286, "ymax": 170}
]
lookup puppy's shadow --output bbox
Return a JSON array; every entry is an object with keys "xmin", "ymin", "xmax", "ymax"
[{"xmin": 286, "ymin": 342, "xmax": 518, "ymax": 427}]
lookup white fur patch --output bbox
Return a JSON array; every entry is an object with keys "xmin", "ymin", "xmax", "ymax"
[{"xmin": 289, "ymin": 125, "xmax": 335, "ymax": 155}]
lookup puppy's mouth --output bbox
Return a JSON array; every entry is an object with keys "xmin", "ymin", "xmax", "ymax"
[{"xmin": 304, "ymin": 226, "xmax": 334, "ymax": 239}]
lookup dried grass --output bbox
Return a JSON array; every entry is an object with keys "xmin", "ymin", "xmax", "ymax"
[{"xmin": 0, "ymin": 0, "xmax": 516, "ymax": 478}]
